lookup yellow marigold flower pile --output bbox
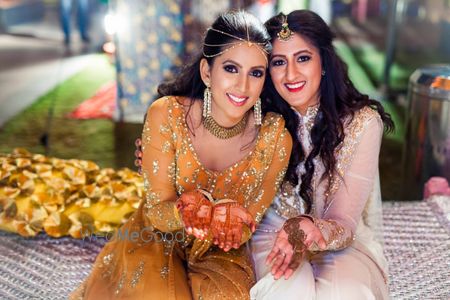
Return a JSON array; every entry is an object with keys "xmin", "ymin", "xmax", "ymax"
[{"xmin": 0, "ymin": 149, "xmax": 143, "ymax": 238}]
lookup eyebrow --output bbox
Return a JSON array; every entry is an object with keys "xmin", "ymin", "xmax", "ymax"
[
  {"xmin": 222, "ymin": 59, "xmax": 266, "ymax": 70},
  {"xmin": 270, "ymin": 49, "xmax": 313, "ymax": 60}
]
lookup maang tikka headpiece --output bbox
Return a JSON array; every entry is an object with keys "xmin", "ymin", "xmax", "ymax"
[
  {"xmin": 277, "ymin": 17, "xmax": 293, "ymax": 41},
  {"xmin": 202, "ymin": 19, "xmax": 269, "ymax": 64}
]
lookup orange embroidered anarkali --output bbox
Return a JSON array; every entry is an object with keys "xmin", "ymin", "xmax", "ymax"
[{"xmin": 72, "ymin": 96, "xmax": 292, "ymax": 299}]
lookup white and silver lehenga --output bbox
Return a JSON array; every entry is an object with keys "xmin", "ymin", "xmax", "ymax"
[{"xmin": 250, "ymin": 106, "xmax": 389, "ymax": 300}]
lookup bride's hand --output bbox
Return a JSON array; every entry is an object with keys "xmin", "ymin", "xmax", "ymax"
[
  {"xmin": 210, "ymin": 201, "xmax": 255, "ymax": 252},
  {"xmin": 176, "ymin": 190, "xmax": 213, "ymax": 239},
  {"xmin": 266, "ymin": 216, "xmax": 326, "ymax": 280}
]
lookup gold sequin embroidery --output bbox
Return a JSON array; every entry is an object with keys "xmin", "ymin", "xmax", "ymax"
[
  {"xmin": 159, "ymin": 124, "xmax": 170, "ymax": 135},
  {"xmin": 99, "ymin": 253, "xmax": 117, "ymax": 280},
  {"xmin": 324, "ymin": 107, "xmax": 380, "ymax": 212},
  {"xmin": 162, "ymin": 141, "xmax": 171, "ymax": 153},
  {"xmin": 313, "ymin": 218, "xmax": 355, "ymax": 250},
  {"xmin": 130, "ymin": 261, "xmax": 145, "ymax": 288},
  {"xmin": 278, "ymin": 147, "xmax": 287, "ymax": 162},
  {"xmin": 152, "ymin": 160, "xmax": 160, "ymax": 174},
  {"xmin": 115, "ymin": 271, "xmax": 126, "ymax": 295},
  {"xmin": 160, "ymin": 265, "xmax": 169, "ymax": 278}
]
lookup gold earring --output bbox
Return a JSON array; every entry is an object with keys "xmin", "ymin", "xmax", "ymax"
[
  {"xmin": 203, "ymin": 85, "xmax": 212, "ymax": 118},
  {"xmin": 254, "ymin": 98, "xmax": 262, "ymax": 125}
]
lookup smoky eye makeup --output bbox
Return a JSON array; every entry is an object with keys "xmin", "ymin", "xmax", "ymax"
[
  {"xmin": 297, "ymin": 55, "xmax": 312, "ymax": 62},
  {"xmin": 270, "ymin": 58, "xmax": 286, "ymax": 67},
  {"xmin": 250, "ymin": 69, "xmax": 265, "ymax": 78},
  {"xmin": 223, "ymin": 64, "xmax": 238, "ymax": 73}
]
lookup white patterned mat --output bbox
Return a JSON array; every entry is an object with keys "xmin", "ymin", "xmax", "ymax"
[{"xmin": 1, "ymin": 197, "xmax": 449, "ymax": 300}]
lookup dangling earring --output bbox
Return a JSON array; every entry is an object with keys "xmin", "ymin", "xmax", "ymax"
[
  {"xmin": 321, "ymin": 70, "xmax": 326, "ymax": 76},
  {"xmin": 203, "ymin": 85, "xmax": 212, "ymax": 118},
  {"xmin": 254, "ymin": 97, "xmax": 262, "ymax": 126}
]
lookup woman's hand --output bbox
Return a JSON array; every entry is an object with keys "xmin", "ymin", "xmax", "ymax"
[
  {"xmin": 266, "ymin": 216, "xmax": 326, "ymax": 280},
  {"xmin": 210, "ymin": 200, "xmax": 255, "ymax": 252},
  {"xmin": 176, "ymin": 190, "xmax": 213, "ymax": 239}
]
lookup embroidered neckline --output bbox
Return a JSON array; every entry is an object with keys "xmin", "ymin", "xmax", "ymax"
[
  {"xmin": 293, "ymin": 103, "xmax": 319, "ymax": 132},
  {"xmin": 175, "ymin": 96, "xmax": 272, "ymax": 176}
]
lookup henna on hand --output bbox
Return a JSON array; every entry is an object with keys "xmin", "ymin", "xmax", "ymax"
[
  {"xmin": 176, "ymin": 190, "xmax": 213, "ymax": 238},
  {"xmin": 210, "ymin": 200, "xmax": 254, "ymax": 251},
  {"xmin": 283, "ymin": 217, "xmax": 307, "ymax": 270},
  {"xmin": 266, "ymin": 216, "xmax": 322, "ymax": 280}
]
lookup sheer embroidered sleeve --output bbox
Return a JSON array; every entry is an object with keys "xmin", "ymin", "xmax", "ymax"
[
  {"xmin": 309, "ymin": 109, "xmax": 383, "ymax": 251},
  {"xmin": 141, "ymin": 97, "xmax": 182, "ymax": 232}
]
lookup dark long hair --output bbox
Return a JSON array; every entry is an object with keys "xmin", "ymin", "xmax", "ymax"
[
  {"xmin": 157, "ymin": 10, "xmax": 271, "ymax": 120},
  {"xmin": 263, "ymin": 10, "xmax": 394, "ymax": 213}
]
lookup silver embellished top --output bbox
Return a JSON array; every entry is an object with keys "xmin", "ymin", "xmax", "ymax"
[{"xmin": 271, "ymin": 105, "xmax": 385, "ymax": 252}]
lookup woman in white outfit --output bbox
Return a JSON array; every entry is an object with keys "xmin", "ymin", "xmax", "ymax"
[{"xmin": 250, "ymin": 10, "xmax": 394, "ymax": 300}]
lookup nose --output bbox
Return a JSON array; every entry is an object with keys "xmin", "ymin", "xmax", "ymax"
[
  {"xmin": 286, "ymin": 61, "xmax": 299, "ymax": 81},
  {"xmin": 236, "ymin": 73, "xmax": 249, "ymax": 94}
]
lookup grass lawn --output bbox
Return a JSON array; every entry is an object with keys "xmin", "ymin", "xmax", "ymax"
[{"xmin": 0, "ymin": 54, "xmax": 117, "ymax": 168}]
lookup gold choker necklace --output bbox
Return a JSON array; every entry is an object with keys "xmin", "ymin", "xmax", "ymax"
[{"xmin": 203, "ymin": 114, "xmax": 248, "ymax": 139}]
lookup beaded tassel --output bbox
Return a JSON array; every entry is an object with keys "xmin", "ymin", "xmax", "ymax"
[
  {"xmin": 254, "ymin": 98, "xmax": 262, "ymax": 125},
  {"xmin": 203, "ymin": 86, "xmax": 212, "ymax": 118}
]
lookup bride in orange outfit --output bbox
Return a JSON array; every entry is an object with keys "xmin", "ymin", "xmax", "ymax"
[{"xmin": 71, "ymin": 11, "xmax": 292, "ymax": 300}]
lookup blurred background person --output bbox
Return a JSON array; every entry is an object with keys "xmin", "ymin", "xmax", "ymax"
[{"xmin": 60, "ymin": 0, "xmax": 90, "ymax": 45}]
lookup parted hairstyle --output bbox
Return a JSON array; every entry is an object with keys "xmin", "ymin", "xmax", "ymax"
[{"xmin": 157, "ymin": 10, "xmax": 271, "ymax": 107}]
